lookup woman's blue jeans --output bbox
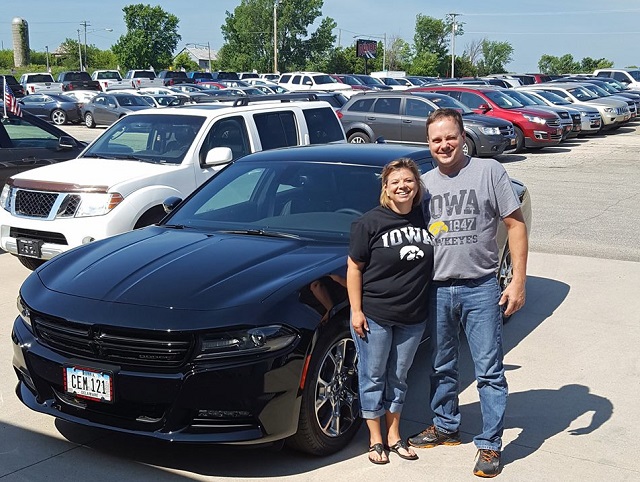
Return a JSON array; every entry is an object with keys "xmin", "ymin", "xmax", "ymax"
[
  {"xmin": 351, "ymin": 316, "xmax": 426, "ymax": 419},
  {"xmin": 429, "ymin": 274, "xmax": 507, "ymax": 451}
]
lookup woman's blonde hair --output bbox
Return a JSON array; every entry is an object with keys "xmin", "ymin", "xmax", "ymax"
[{"xmin": 379, "ymin": 158, "xmax": 425, "ymax": 209}]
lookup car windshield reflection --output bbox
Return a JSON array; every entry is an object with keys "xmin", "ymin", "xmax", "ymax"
[
  {"xmin": 164, "ymin": 160, "xmax": 384, "ymax": 242},
  {"xmin": 82, "ymin": 114, "xmax": 206, "ymax": 164}
]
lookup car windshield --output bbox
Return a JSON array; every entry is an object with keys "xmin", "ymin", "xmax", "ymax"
[
  {"xmin": 483, "ymin": 91, "xmax": 524, "ymax": 109},
  {"xmin": 582, "ymin": 84, "xmax": 610, "ymax": 97},
  {"xmin": 628, "ymin": 70, "xmax": 640, "ymax": 81},
  {"xmin": 567, "ymin": 86, "xmax": 598, "ymax": 101},
  {"xmin": 116, "ymin": 95, "xmax": 152, "ymax": 106},
  {"xmin": 82, "ymin": 114, "xmax": 206, "ymax": 164},
  {"xmin": 312, "ymin": 75, "xmax": 338, "ymax": 85},
  {"xmin": 534, "ymin": 90, "xmax": 571, "ymax": 105},
  {"xmin": 502, "ymin": 90, "xmax": 535, "ymax": 106},
  {"xmin": 164, "ymin": 160, "xmax": 386, "ymax": 242}
]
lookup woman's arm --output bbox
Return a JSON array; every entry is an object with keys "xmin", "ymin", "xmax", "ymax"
[{"xmin": 347, "ymin": 256, "xmax": 368, "ymax": 338}]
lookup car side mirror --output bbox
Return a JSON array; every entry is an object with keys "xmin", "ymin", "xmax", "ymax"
[
  {"xmin": 204, "ymin": 146, "xmax": 234, "ymax": 166},
  {"xmin": 304, "ymin": 80, "xmax": 313, "ymax": 86},
  {"xmin": 162, "ymin": 196, "xmax": 183, "ymax": 214},
  {"xmin": 58, "ymin": 136, "xmax": 77, "ymax": 149},
  {"xmin": 478, "ymin": 103, "xmax": 491, "ymax": 113}
]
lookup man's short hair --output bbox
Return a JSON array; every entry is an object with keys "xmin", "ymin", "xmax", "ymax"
[{"xmin": 426, "ymin": 108, "xmax": 464, "ymax": 139}]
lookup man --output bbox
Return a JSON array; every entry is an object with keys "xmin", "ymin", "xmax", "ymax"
[{"xmin": 408, "ymin": 108, "xmax": 528, "ymax": 478}]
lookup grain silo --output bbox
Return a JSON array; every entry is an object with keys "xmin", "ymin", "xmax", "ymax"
[{"xmin": 12, "ymin": 17, "xmax": 30, "ymax": 67}]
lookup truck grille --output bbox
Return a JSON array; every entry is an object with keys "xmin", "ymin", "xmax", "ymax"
[
  {"xmin": 33, "ymin": 315, "xmax": 195, "ymax": 368},
  {"xmin": 499, "ymin": 125, "xmax": 514, "ymax": 137},
  {"xmin": 13, "ymin": 190, "xmax": 81, "ymax": 219}
]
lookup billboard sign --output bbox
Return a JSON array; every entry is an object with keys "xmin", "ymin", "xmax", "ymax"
[{"xmin": 356, "ymin": 39, "xmax": 377, "ymax": 59}]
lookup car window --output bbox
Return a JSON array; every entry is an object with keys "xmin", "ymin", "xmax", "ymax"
[
  {"xmin": 484, "ymin": 91, "xmax": 523, "ymax": 109},
  {"xmin": 254, "ymin": 111, "xmax": 298, "ymax": 150},
  {"xmin": 458, "ymin": 92, "xmax": 485, "ymax": 109},
  {"xmin": 405, "ymin": 98, "xmax": 435, "ymax": 118},
  {"xmin": 200, "ymin": 116, "xmax": 250, "ymax": 162},
  {"xmin": 612, "ymin": 72, "xmax": 629, "ymax": 82},
  {"xmin": 21, "ymin": 95, "xmax": 44, "ymax": 103},
  {"xmin": 95, "ymin": 96, "xmax": 106, "ymax": 106},
  {"xmin": 1, "ymin": 115, "xmax": 59, "ymax": 149},
  {"xmin": 303, "ymin": 107, "xmax": 344, "ymax": 144},
  {"xmin": 303, "ymin": 76, "xmax": 312, "ymax": 85},
  {"xmin": 279, "ymin": 74, "xmax": 291, "ymax": 83},
  {"xmin": 373, "ymin": 98, "xmax": 401, "ymax": 115},
  {"xmin": 291, "ymin": 75, "xmax": 301, "ymax": 85},
  {"xmin": 347, "ymin": 98, "xmax": 374, "ymax": 112}
]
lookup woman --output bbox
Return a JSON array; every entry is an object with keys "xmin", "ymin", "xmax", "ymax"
[{"xmin": 347, "ymin": 158, "xmax": 434, "ymax": 464}]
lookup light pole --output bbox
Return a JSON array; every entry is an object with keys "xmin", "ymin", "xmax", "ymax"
[
  {"xmin": 80, "ymin": 22, "xmax": 113, "ymax": 70},
  {"xmin": 448, "ymin": 13, "xmax": 460, "ymax": 78},
  {"xmin": 45, "ymin": 45, "xmax": 50, "ymax": 72},
  {"xmin": 77, "ymin": 29, "xmax": 83, "ymax": 70},
  {"xmin": 273, "ymin": 0, "xmax": 280, "ymax": 74}
]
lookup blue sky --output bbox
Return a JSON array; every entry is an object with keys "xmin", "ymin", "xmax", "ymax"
[{"xmin": 4, "ymin": 0, "xmax": 640, "ymax": 72}]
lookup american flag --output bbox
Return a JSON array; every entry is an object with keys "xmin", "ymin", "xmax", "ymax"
[{"xmin": 3, "ymin": 78, "xmax": 22, "ymax": 117}]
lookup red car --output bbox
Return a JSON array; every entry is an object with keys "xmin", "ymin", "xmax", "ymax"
[{"xmin": 410, "ymin": 85, "xmax": 563, "ymax": 152}]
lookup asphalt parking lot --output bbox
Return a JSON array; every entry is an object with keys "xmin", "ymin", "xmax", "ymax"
[{"xmin": 1, "ymin": 122, "xmax": 639, "ymax": 481}]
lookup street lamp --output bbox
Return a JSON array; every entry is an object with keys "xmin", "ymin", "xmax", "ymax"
[
  {"xmin": 448, "ymin": 13, "xmax": 461, "ymax": 78},
  {"xmin": 273, "ymin": 0, "xmax": 280, "ymax": 74},
  {"xmin": 80, "ymin": 21, "xmax": 113, "ymax": 70}
]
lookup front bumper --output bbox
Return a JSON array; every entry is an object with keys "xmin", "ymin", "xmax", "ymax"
[{"xmin": 12, "ymin": 317, "xmax": 303, "ymax": 444}]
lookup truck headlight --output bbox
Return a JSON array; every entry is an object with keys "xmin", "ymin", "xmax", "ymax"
[
  {"xmin": 17, "ymin": 295, "xmax": 33, "ymax": 330},
  {"xmin": 0, "ymin": 184, "xmax": 11, "ymax": 211},
  {"xmin": 74, "ymin": 192, "xmax": 124, "ymax": 217},
  {"xmin": 522, "ymin": 114, "xmax": 547, "ymax": 124},
  {"xmin": 479, "ymin": 126, "xmax": 500, "ymax": 135},
  {"xmin": 196, "ymin": 325, "xmax": 298, "ymax": 360}
]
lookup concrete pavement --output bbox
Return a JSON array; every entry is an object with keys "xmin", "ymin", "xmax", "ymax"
[{"xmin": 0, "ymin": 250, "xmax": 639, "ymax": 481}]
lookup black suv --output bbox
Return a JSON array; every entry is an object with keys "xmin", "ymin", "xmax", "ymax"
[{"xmin": 337, "ymin": 91, "xmax": 516, "ymax": 157}]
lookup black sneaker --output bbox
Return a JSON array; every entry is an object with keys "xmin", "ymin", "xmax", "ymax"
[
  {"xmin": 407, "ymin": 424, "xmax": 461, "ymax": 448},
  {"xmin": 473, "ymin": 449, "xmax": 501, "ymax": 478}
]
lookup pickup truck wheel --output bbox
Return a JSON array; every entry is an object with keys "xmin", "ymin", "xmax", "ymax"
[
  {"xmin": 348, "ymin": 132, "xmax": 371, "ymax": 144},
  {"xmin": 84, "ymin": 112, "xmax": 96, "ymax": 128},
  {"xmin": 513, "ymin": 126, "xmax": 525, "ymax": 153},
  {"xmin": 51, "ymin": 109, "xmax": 67, "ymax": 125},
  {"xmin": 18, "ymin": 256, "xmax": 46, "ymax": 271},
  {"xmin": 134, "ymin": 206, "xmax": 166, "ymax": 229}
]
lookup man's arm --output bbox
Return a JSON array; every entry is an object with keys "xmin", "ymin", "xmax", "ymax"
[{"xmin": 499, "ymin": 208, "xmax": 528, "ymax": 317}]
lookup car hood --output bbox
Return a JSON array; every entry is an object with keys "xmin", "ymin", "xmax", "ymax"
[
  {"xmin": 462, "ymin": 113, "xmax": 512, "ymax": 127},
  {"xmin": 36, "ymin": 226, "xmax": 346, "ymax": 311},
  {"xmin": 10, "ymin": 157, "xmax": 178, "ymax": 193}
]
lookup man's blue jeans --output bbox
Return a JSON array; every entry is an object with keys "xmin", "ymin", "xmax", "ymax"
[
  {"xmin": 429, "ymin": 274, "xmax": 507, "ymax": 451},
  {"xmin": 351, "ymin": 316, "xmax": 426, "ymax": 419}
]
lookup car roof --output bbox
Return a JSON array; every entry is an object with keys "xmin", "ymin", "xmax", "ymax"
[{"xmin": 232, "ymin": 143, "xmax": 434, "ymax": 168}]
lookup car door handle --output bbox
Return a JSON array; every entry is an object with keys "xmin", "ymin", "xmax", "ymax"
[
  {"xmin": 366, "ymin": 116, "xmax": 376, "ymax": 121},
  {"xmin": 402, "ymin": 119, "xmax": 412, "ymax": 123}
]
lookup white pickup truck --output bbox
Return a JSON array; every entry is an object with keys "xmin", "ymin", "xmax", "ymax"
[
  {"xmin": 123, "ymin": 70, "xmax": 164, "ymax": 89},
  {"xmin": 91, "ymin": 70, "xmax": 129, "ymax": 91},
  {"xmin": 0, "ymin": 94, "xmax": 347, "ymax": 269},
  {"xmin": 19, "ymin": 72, "xmax": 63, "ymax": 95}
]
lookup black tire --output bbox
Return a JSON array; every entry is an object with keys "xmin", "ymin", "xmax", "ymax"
[
  {"xmin": 133, "ymin": 206, "xmax": 166, "ymax": 229},
  {"xmin": 497, "ymin": 243, "xmax": 512, "ymax": 322},
  {"xmin": 348, "ymin": 131, "xmax": 371, "ymax": 144},
  {"xmin": 513, "ymin": 126, "xmax": 525, "ymax": 153},
  {"xmin": 286, "ymin": 322, "xmax": 361, "ymax": 455},
  {"xmin": 51, "ymin": 109, "xmax": 67, "ymax": 125},
  {"xmin": 463, "ymin": 137, "xmax": 475, "ymax": 157},
  {"xmin": 84, "ymin": 112, "xmax": 96, "ymax": 128},
  {"xmin": 18, "ymin": 256, "xmax": 46, "ymax": 271}
]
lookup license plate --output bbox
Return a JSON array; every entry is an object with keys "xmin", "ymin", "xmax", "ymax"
[
  {"xmin": 64, "ymin": 366, "xmax": 113, "ymax": 403},
  {"xmin": 16, "ymin": 238, "xmax": 43, "ymax": 258}
]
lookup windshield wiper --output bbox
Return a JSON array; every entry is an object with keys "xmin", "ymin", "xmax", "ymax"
[
  {"xmin": 122, "ymin": 155, "xmax": 158, "ymax": 163},
  {"xmin": 220, "ymin": 229, "xmax": 301, "ymax": 239},
  {"xmin": 82, "ymin": 153, "xmax": 118, "ymax": 159}
]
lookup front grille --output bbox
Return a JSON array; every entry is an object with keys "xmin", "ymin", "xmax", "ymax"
[
  {"xmin": 33, "ymin": 315, "xmax": 195, "ymax": 368},
  {"xmin": 547, "ymin": 119, "xmax": 561, "ymax": 128},
  {"xmin": 499, "ymin": 125, "xmax": 515, "ymax": 137},
  {"xmin": 571, "ymin": 113, "xmax": 581, "ymax": 125},
  {"xmin": 550, "ymin": 132, "xmax": 563, "ymax": 141},
  {"xmin": 57, "ymin": 194, "xmax": 81, "ymax": 217},
  {"xmin": 9, "ymin": 227, "xmax": 68, "ymax": 245},
  {"xmin": 15, "ymin": 190, "xmax": 58, "ymax": 218}
]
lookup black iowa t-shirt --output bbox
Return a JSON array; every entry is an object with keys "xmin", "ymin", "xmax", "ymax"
[{"xmin": 349, "ymin": 205, "xmax": 434, "ymax": 326}]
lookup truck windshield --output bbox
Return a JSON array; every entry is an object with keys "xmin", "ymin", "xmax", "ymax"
[{"xmin": 83, "ymin": 114, "xmax": 206, "ymax": 165}]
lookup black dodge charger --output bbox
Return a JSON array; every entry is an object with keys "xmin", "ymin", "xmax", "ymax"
[{"xmin": 11, "ymin": 143, "xmax": 530, "ymax": 455}]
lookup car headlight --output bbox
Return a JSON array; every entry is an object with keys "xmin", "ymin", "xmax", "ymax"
[
  {"xmin": 197, "ymin": 325, "xmax": 298, "ymax": 360},
  {"xmin": 74, "ymin": 192, "xmax": 124, "ymax": 217},
  {"xmin": 0, "ymin": 184, "xmax": 11, "ymax": 211},
  {"xmin": 17, "ymin": 295, "xmax": 33, "ymax": 330},
  {"xmin": 479, "ymin": 126, "xmax": 500, "ymax": 135},
  {"xmin": 580, "ymin": 111, "xmax": 588, "ymax": 118},
  {"xmin": 522, "ymin": 114, "xmax": 547, "ymax": 124}
]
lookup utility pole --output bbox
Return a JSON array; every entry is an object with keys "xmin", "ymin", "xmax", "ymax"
[
  {"xmin": 207, "ymin": 41, "xmax": 212, "ymax": 73},
  {"xmin": 45, "ymin": 45, "xmax": 50, "ymax": 72},
  {"xmin": 77, "ymin": 30, "xmax": 83, "ymax": 70},
  {"xmin": 448, "ymin": 13, "xmax": 460, "ymax": 78},
  {"xmin": 81, "ymin": 20, "xmax": 90, "ymax": 70}
]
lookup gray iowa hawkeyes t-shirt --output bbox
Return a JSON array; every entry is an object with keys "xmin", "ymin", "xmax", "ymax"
[{"xmin": 421, "ymin": 156, "xmax": 519, "ymax": 281}]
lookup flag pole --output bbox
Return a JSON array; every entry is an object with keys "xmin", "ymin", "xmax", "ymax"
[{"xmin": 2, "ymin": 75, "xmax": 7, "ymax": 119}]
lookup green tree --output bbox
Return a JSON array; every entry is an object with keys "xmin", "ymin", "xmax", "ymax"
[
  {"xmin": 413, "ymin": 14, "xmax": 463, "ymax": 76},
  {"xmin": 218, "ymin": 0, "xmax": 336, "ymax": 73},
  {"xmin": 112, "ymin": 4, "xmax": 181, "ymax": 70},
  {"xmin": 409, "ymin": 51, "xmax": 441, "ymax": 76},
  {"xmin": 173, "ymin": 51, "xmax": 199, "ymax": 71},
  {"xmin": 538, "ymin": 54, "xmax": 580, "ymax": 75},
  {"xmin": 579, "ymin": 57, "xmax": 613, "ymax": 73},
  {"xmin": 386, "ymin": 36, "xmax": 413, "ymax": 72},
  {"xmin": 476, "ymin": 39, "xmax": 514, "ymax": 75}
]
